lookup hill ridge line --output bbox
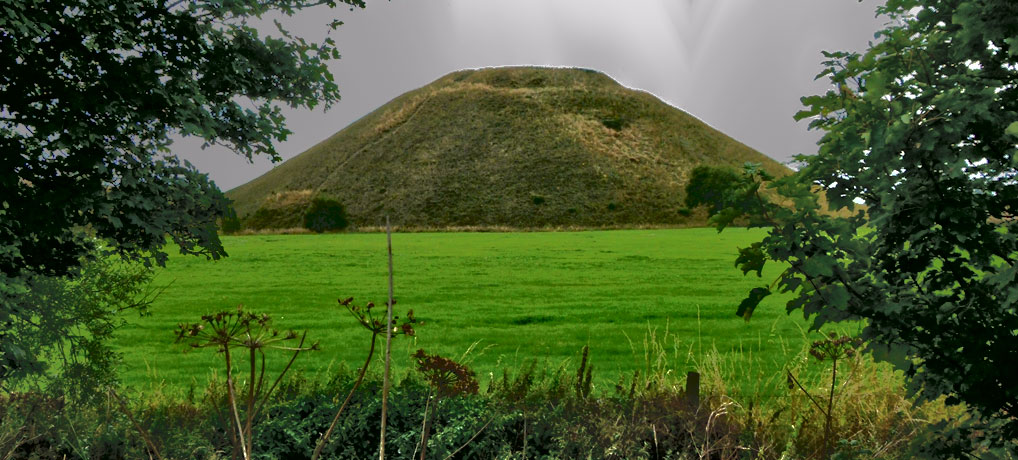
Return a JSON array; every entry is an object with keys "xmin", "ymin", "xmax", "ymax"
[{"xmin": 227, "ymin": 66, "xmax": 789, "ymax": 229}]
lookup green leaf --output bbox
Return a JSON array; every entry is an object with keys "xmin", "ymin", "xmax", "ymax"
[
  {"xmin": 735, "ymin": 243, "xmax": 767, "ymax": 277},
  {"xmin": 1005, "ymin": 121, "xmax": 1018, "ymax": 138},
  {"xmin": 802, "ymin": 254, "xmax": 836, "ymax": 278},
  {"xmin": 825, "ymin": 284, "xmax": 850, "ymax": 309},
  {"xmin": 736, "ymin": 287, "xmax": 771, "ymax": 322}
]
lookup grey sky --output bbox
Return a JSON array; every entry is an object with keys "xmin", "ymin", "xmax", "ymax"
[{"xmin": 174, "ymin": 0, "xmax": 888, "ymax": 191}]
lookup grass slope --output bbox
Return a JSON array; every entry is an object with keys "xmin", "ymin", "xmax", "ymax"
[
  {"xmin": 117, "ymin": 229, "xmax": 851, "ymax": 399},
  {"xmin": 227, "ymin": 67, "xmax": 788, "ymax": 229}
]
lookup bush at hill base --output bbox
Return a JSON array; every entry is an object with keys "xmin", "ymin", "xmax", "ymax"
[{"xmin": 303, "ymin": 196, "xmax": 349, "ymax": 233}]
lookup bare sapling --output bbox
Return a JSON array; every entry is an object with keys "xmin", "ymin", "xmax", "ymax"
[{"xmin": 380, "ymin": 215, "xmax": 396, "ymax": 459}]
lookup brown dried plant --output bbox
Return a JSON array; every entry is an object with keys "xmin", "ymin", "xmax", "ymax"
[
  {"xmin": 175, "ymin": 305, "xmax": 317, "ymax": 460},
  {"xmin": 311, "ymin": 297, "xmax": 419, "ymax": 460},
  {"xmin": 412, "ymin": 349, "xmax": 479, "ymax": 460}
]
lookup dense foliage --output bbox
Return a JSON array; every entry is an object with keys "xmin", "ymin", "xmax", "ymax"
[
  {"xmin": 0, "ymin": 255, "xmax": 154, "ymax": 395},
  {"xmin": 0, "ymin": 0, "xmax": 361, "ymax": 385},
  {"xmin": 303, "ymin": 196, "xmax": 349, "ymax": 233},
  {"xmin": 220, "ymin": 207, "xmax": 243, "ymax": 234},
  {"xmin": 711, "ymin": 0, "xmax": 1018, "ymax": 448},
  {"xmin": 0, "ymin": 354, "xmax": 950, "ymax": 460},
  {"xmin": 684, "ymin": 165, "xmax": 749, "ymax": 215}
]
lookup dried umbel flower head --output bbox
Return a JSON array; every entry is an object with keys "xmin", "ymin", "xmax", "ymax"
[
  {"xmin": 340, "ymin": 297, "xmax": 419, "ymax": 337},
  {"xmin": 809, "ymin": 333, "xmax": 862, "ymax": 361},
  {"xmin": 414, "ymin": 349, "xmax": 479, "ymax": 398},
  {"xmin": 175, "ymin": 304, "xmax": 319, "ymax": 353}
]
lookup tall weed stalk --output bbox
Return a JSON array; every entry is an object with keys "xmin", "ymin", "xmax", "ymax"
[
  {"xmin": 311, "ymin": 297, "xmax": 419, "ymax": 460},
  {"xmin": 175, "ymin": 306, "xmax": 316, "ymax": 460}
]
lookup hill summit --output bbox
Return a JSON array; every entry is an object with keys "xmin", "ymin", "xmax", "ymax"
[{"xmin": 227, "ymin": 66, "xmax": 787, "ymax": 229}]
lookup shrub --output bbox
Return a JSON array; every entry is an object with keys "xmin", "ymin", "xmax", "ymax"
[
  {"xmin": 219, "ymin": 206, "xmax": 242, "ymax": 234},
  {"xmin": 0, "ymin": 254, "xmax": 154, "ymax": 399},
  {"xmin": 683, "ymin": 165, "xmax": 746, "ymax": 215},
  {"xmin": 1, "ymin": 349, "xmax": 975, "ymax": 460},
  {"xmin": 600, "ymin": 117, "xmax": 628, "ymax": 131},
  {"xmin": 303, "ymin": 196, "xmax": 349, "ymax": 233}
]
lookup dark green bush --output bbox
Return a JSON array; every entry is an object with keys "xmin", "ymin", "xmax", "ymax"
[
  {"xmin": 600, "ymin": 117, "xmax": 629, "ymax": 131},
  {"xmin": 683, "ymin": 165, "xmax": 745, "ymax": 215},
  {"xmin": 219, "ymin": 206, "xmax": 242, "ymax": 234},
  {"xmin": 1, "ymin": 255, "xmax": 154, "ymax": 399},
  {"xmin": 303, "ymin": 196, "xmax": 349, "ymax": 233}
]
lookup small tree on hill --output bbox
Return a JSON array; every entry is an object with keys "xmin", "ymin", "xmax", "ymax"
[
  {"xmin": 303, "ymin": 196, "xmax": 349, "ymax": 233},
  {"xmin": 684, "ymin": 165, "xmax": 751, "ymax": 216}
]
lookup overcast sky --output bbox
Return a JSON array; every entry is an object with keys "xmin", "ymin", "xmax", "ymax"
[{"xmin": 173, "ymin": 0, "xmax": 888, "ymax": 191}]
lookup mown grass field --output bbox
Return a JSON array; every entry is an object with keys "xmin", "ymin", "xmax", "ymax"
[{"xmin": 116, "ymin": 228, "xmax": 850, "ymax": 399}]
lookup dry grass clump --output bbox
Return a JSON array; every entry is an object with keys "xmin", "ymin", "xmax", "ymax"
[
  {"xmin": 242, "ymin": 190, "xmax": 313, "ymax": 230},
  {"xmin": 604, "ymin": 327, "xmax": 964, "ymax": 459},
  {"xmin": 694, "ymin": 344, "xmax": 961, "ymax": 459}
]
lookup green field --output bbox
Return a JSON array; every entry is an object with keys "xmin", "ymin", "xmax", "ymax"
[{"xmin": 117, "ymin": 228, "xmax": 843, "ymax": 398}]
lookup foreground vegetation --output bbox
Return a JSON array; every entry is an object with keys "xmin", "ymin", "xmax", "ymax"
[
  {"xmin": 115, "ymin": 229, "xmax": 835, "ymax": 398},
  {"xmin": 2, "ymin": 344, "xmax": 960, "ymax": 459},
  {"xmin": 5, "ymin": 0, "xmax": 1016, "ymax": 456}
]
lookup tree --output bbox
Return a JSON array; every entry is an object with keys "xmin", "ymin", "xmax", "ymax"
[
  {"xmin": 710, "ymin": 0, "xmax": 1018, "ymax": 448},
  {"xmin": 0, "ymin": 0, "xmax": 363, "ymax": 384},
  {"xmin": 2, "ymin": 255, "xmax": 155, "ymax": 398},
  {"xmin": 684, "ymin": 165, "xmax": 753, "ymax": 216},
  {"xmin": 303, "ymin": 195, "xmax": 349, "ymax": 233}
]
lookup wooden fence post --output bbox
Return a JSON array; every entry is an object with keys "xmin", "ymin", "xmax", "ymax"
[{"xmin": 685, "ymin": 371, "xmax": 700, "ymax": 408}]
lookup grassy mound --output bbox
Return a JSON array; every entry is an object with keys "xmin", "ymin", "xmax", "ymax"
[{"xmin": 227, "ymin": 67, "xmax": 788, "ymax": 229}]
